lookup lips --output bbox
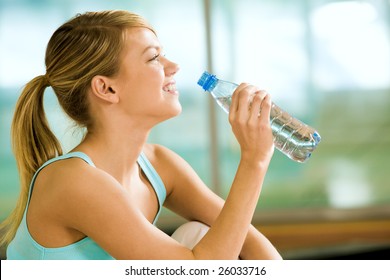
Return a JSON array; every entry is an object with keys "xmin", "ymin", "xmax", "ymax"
[{"xmin": 163, "ymin": 82, "xmax": 178, "ymax": 94}]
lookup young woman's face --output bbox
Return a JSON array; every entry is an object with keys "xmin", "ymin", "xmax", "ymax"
[{"xmin": 113, "ymin": 27, "xmax": 181, "ymax": 123}]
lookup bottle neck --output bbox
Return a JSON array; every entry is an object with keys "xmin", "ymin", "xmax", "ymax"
[{"xmin": 208, "ymin": 79, "xmax": 238, "ymax": 99}]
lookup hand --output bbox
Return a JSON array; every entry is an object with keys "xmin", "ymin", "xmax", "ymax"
[{"xmin": 228, "ymin": 83, "xmax": 274, "ymax": 165}]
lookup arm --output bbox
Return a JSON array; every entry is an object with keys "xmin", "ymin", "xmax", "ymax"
[
  {"xmin": 150, "ymin": 146, "xmax": 281, "ymax": 259},
  {"xmin": 241, "ymin": 225, "xmax": 282, "ymax": 259},
  {"xmin": 152, "ymin": 85, "xmax": 280, "ymax": 259},
  {"xmin": 57, "ymin": 84, "xmax": 275, "ymax": 259}
]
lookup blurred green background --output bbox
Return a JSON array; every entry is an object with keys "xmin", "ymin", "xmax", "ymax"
[{"xmin": 1, "ymin": 0, "xmax": 390, "ymax": 259}]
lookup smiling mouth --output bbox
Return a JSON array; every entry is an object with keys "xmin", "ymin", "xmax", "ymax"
[{"xmin": 163, "ymin": 83, "xmax": 178, "ymax": 94}]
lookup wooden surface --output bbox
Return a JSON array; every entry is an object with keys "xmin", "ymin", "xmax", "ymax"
[{"xmin": 255, "ymin": 219, "xmax": 390, "ymax": 258}]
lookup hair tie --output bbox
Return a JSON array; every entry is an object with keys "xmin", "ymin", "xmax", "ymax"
[{"xmin": 42, "ymin": 74, "xmax": 51, "ymax": 87}]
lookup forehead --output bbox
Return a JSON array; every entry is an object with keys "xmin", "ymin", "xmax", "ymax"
[{"xmin": 123, "ymin": 27, "xmax": 160, "ymax": 54}]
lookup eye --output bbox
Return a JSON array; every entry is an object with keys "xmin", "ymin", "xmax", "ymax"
[{"xmin": 149, "ymin": 53, "xmax": 160, "ymax": 62}]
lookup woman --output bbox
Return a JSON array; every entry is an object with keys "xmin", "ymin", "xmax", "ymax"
[{"xmin": 0, "ymin": 10, "xmax": 281, "ymax": 260}]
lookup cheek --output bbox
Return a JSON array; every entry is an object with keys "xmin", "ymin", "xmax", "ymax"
[
  {"xmin": 147, "ymin": 70, "xmax": 165, "ymax": 91},
  {"xmin": 123, "ymin": 66, "xmax": 165, "ymax": 98}
]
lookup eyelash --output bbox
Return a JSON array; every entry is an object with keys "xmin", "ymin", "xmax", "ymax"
[
  {"xmin": 150, "ymin": 54, "xmax": 160, "ymax": 61},
  {"xmin": 150, "ymin": 53, "xmax": 166, "ymax": 62}
]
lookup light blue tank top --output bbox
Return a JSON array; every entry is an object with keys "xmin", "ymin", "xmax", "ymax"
[{"xmin": 6, "ymin": 151, "xmax": 166, "ymax": 260}]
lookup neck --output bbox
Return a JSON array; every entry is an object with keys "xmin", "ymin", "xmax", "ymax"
[{"xmin": 75, "ymin": 122, "xmax": 151, "ymax": 185}]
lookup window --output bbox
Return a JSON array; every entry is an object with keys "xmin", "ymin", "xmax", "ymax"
[{"xmin": 208, "ymin": 0, "xmax": 390, "ymax": 215}]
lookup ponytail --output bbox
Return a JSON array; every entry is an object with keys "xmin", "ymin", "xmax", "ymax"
[{"xmin": 0, "ymin": 75, "xmax": 63, "ymax": 247}]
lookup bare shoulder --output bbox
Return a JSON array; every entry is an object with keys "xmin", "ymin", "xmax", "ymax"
[
  {"xmin": 143, "ymin": 143, "xmax": 179, "ymax": 163},
  {"xmin": 35, "ymin": 156, "xmax": 125, "ymax": 228},
  {"xmin": 143, "ymin": 143, "xmax": 191, "ymax": 173},
  {"xmin": 36, "ymin": 156, "xmax": 95, "ymax": 200},
  {"xmin": 142, "ymin": 144, "xmax": 200, "ymax": 195},
  {"xmin": 39, "ymin": 156, "xmax": 117, "ymax": 193}
]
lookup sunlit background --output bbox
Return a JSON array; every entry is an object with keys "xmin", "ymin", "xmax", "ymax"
[{"xmin": 1, "ymin": 0, "xmax": 390, "ymax": 259}]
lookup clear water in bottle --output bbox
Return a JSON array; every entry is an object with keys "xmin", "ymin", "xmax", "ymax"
[{"xmin": 198, "ymin": 71, "xmax": 321, "ymax": 163}]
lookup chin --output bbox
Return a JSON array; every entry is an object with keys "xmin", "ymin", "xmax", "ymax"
[
  {"xmin": 169, "ymin": 103, "xmax": 183, "ymax": 118},
  {"xmin": 156, "ymin": 103, "xmax": 182, "ymax": 124}
]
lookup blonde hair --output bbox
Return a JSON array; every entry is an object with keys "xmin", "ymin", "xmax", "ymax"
[{"xmin": 0, "ymin": 10, "xmax": 154, "ymax": 247}]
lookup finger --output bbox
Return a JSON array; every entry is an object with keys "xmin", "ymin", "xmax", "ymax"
[
  {"xmin": 229, "ymin": 83, "xmax": 248, "ymax": 114},
  {"xmin": 249, "ymin": 89, "xmax": 266, "ymax": 114},
  {"xmin": 236, "ymin": 85, "xmax": 255, "ymax": 121},
  {"xmin": 229, "ymin": 83, "xmax": 249, "ymax": 122},
  {"xmin": 248, "ymin": 91, "xmax": 263, "ymax": 123},
  {"xmin": 258, "ymin": 93, "xmax": 272, "ymax": 123}
]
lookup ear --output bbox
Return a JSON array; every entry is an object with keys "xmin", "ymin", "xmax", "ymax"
[{"xmin": 90, "ymin": 75, "xmax": 119, "ymax": 104}]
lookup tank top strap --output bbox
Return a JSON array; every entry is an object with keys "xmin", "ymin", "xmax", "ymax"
[
  {"xmin": 27, "ymin": 152, "xmax": 95, "ymax": 205},
  {"xmin": 137, "ymin": 152, "xmax": 167, "ymax": 223}
]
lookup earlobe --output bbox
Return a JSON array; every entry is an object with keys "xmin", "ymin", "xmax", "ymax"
[{"xmin": 90, "ymin": 76, "xmax": 119, "ymax": 104}]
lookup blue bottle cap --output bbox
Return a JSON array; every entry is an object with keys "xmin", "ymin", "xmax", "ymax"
[
  {"xmin": 197, "ymin": 71, "xmax": 217, "ymax": 91},
  {"xmin": 313, "ymin": 132, "xmax": 322, "ymax": 144}
]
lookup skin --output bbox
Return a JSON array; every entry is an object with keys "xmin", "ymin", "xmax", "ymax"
[{"xmin": 26, "ymin": 27, "xmax": 282, "ymax": 259}]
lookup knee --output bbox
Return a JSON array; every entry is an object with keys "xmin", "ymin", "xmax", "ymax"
[{"xmin": 171, "ymin": 221, "xmax": 210, "ymax": 249}]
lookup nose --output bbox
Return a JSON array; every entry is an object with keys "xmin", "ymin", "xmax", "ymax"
[{"xmin": 163, "ymin": 57, "xmax": 180, "ymax": 76}]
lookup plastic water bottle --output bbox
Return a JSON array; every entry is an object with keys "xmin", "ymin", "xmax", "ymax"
[{"xmin": 197, "ymin": 71, "xmax": 321, "ymax": 163}]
